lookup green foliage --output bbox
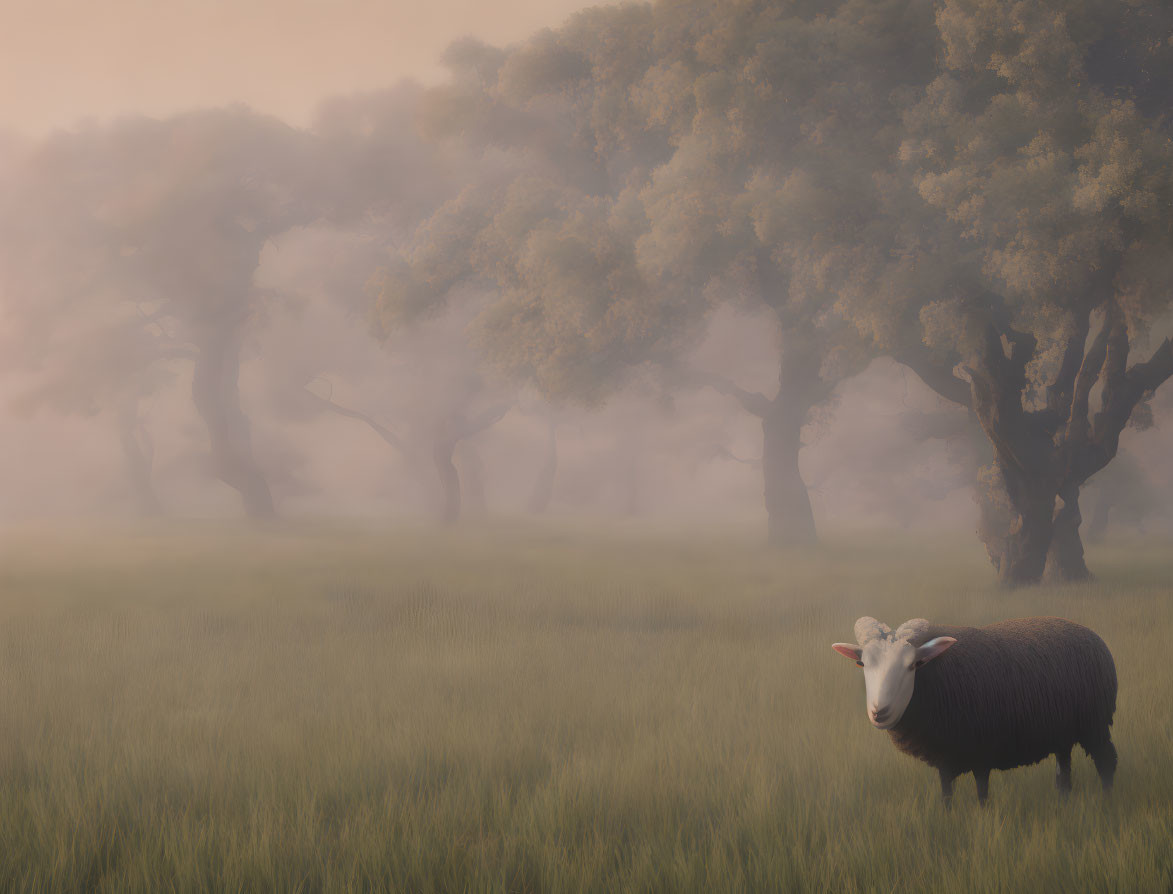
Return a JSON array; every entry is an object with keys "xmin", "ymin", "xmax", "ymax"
[
  {"xmin": 0, "ymin": 524, "xmax": 1170, "ymax": 891},
  {"xmin": 897, "ymin": 0, "xmax": 1173, "ymax": 352},
  {"xmin": 385, "ymin": 0, "xmax": 954, "ymax": 407}
]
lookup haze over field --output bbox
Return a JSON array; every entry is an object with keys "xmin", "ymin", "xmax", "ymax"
[
  {"xmin": 0, "ymin": 0, "xmax": 602, "ymax": 135},
  {"xmin": 2, "ymin": 3, "xmax": 1173, "ymax": 889},
  {"xmin": 0, "ymin": 0, "xmax": 1171, "ymax": 586}
]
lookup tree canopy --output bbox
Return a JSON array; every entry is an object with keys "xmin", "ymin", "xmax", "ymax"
[
  {"xmin": 369, "ymin": 0, "xmax": 1173, "ymax": 572},
  {"xmin": 855, "ymin": 0, "xmax": 1173, "ymax": 583},
  {"xmin": 2, "ymin": 0, "xmax": 1170, "ymax": 577}
]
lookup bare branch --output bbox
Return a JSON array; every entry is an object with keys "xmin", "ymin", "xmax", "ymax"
[
  {"xmin": 895, "ymin": 345, "xmax": 972, "ymax": 408},
  {"xmin": 1088, "ymin": 334, "xmax": 1173, "ymax": 469},
  {"xmin": 455, "ymin": 402, "xmax": 512, "ymax": 440},
  {"xmin": 1045, "ymin": 305, "xmax": 1091, "ymax": 421},
  {"xmin": 1065, "ymin": 305, "xmax": 1112, "ymax": 446},
  {"xmin": 1127, "ymin": 337, "xmax": 1173, "ymax": 393},
  {"xmin": 302, "ymin": 384, "xmax": 411, "ymax": 456},
  {"xmin": 703, "ymin": 444, "xmax": 763, "ymax": 469},
  {"xmin": 679, "ymin": 367, "xmax": 772, "ymax": 418}
]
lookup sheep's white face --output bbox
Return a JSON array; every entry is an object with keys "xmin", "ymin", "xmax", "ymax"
[{"xmin": 832, "ymin": 623, "xmax": 956, "ymax": 730}]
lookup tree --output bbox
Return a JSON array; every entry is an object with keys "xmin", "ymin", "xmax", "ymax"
[
  {"xmin": 3, "ymin": 110, "xmax": 326, "ymax": 518},
  {"xmin": 118, "ymin": 110, "xmax": 324, "ymax": 517},
  {"xmin": 257, "ymin": 84, "xmax": 517, "ymax": 525},
  {"xmin": 858, "ymin": 0, "xmax": 1173, "ymax": 584},
  {"xmin": 374, "ymin": 0, "xmax": 946, "ymax": 546},
  {"xmin": 0, "ymin": 126, "xmax": 190, "ymax": 516}
]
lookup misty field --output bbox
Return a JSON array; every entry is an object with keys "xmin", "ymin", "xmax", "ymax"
[{"xmin": 0, "ymin": 523, "xmax": 1169, "ymax": 892}]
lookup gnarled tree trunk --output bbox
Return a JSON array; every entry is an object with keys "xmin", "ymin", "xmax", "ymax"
[
  {"xmin": 432, "ymin": 434, "xmax": 461, "ymax": 526},
  {"xmin": 954, "ymin": 300, "xmax": 1170, "ymax": 586},
  {"xmin": 998, "ymin": 489, "xmax": 1059, "ymax": 586},
  {"xmin": 457, "ymin": 441, "xmax": 487, "ymax": 516},
  {"xmin": 967, "ymin": 320, "xmax": 1073, "ymax": 586},
  {"xmin": 762, "ymin": 398, "xmax": 816, "ymax": 547},
  {"xmin": 1045, "ymin": 486, "xmax": 1091, "ymax": 582},
  {"xmin": 690, "ymin": 327, "xmax": 826, "ymax": 548},
  {"xmin": 192, "ymin": 330, "xmax": 275, "ymax": 518},
  {"xmin": 117, "ymin": 397, "xmax": 162, "ymax": 517},
  {"xmin": 527, "ymin": 417, "xmax": 558, "ymax": 514},
  {"xmin": 432, "ymin": 402, "xmax": 511, "ymax": 526}
]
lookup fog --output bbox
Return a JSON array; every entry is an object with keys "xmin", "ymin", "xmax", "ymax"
[
  {"xmin": 0, "ymin": 0, "xmax": 602, "ymax": 136},
  {"xmin": 5, "ymin": 6, "xmax": 1173, "ymax": 884},
  {"xmin": 2, "ymin": 0, "xmax": 1171, "ymax": 562}
]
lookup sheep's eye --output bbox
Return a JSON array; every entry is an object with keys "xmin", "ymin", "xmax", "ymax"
[{"xmin": 855, "ymin": 660, "xmax": 864, "ymax": 668}]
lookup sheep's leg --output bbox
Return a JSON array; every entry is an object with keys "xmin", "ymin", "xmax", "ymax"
[
  {"xmin": 974, "ymin": 768, "xmax": 990, "ymax": 806},
  {"xmin": 1055, "ymin": 748, "xmax": 1072, "ymax": 796},
  {"xmin": 938, "ymin": 768, "xmax": 956, "ymax": 809},
  {"xmin": 1084, "ymin": 735, "xmax": 1117, "ymax": 793}
]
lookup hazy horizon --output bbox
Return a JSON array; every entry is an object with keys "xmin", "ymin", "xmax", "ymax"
[
  {"xmin": 1, "ymin": 0, "xmax": 1170, "ymax": 553},
  {"xmin": 1, "ymin": 0, "xmax": 603, "ymax": 136}
]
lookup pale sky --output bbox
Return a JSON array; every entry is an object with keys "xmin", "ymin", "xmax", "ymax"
[{"xmin": 0, "ymin": 0, "xmax": 600, "ymax": 136}]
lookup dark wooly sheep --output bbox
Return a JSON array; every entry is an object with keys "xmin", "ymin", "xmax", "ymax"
[{"xmin": 832, "ymin": 617, "xmax": 1117, "ymax": 806}]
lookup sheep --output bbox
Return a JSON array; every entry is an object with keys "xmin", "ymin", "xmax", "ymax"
[{"xmin": 832, "ymin": 616, "xmax": 1117, "ymax": 806}]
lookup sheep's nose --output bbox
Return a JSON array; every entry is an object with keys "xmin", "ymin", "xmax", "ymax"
[{"xmin": 870, "ymin": 705, "xmax": 890, "ymax": 724}]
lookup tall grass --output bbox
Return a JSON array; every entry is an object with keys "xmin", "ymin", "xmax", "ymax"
[{"xmin": 0, "ymin": 522, "xmax": 1168, "ymax": 892}]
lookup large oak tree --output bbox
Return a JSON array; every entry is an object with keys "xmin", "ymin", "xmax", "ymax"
[{"xmin": 852, "ymin": 0, "xmax": 1173, "ymax": 584}]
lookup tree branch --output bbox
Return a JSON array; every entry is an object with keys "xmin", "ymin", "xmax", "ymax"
[
  {"xmin": 302, "ymin": 385, "xmax": 410, "ymax": 456},
  {"xmin": 1127, "ymin": 337, "xmax": 1173, "ymax": 392},
  {"xmin": 703, "ymin": 444, "xmax": 763, "ymax": 469},
  {"xmin": 679, "ymin": 367, "xmax": 772, "ymax": 418},
  {"xmin": 1088, "ymin": 334, "xmax": 1173, "ymax": 467},
  {"xmin": 455, "ymin": 402, "xmax": 512, "ymax": 440},
  {"xmin": 1064, "ymin": 305, "xmax": 1112, "ymax": 447},
  {"xmin": 1099, "ymin": 307, "xmax": 1131, "ymax": 415},
  {"xmin": 1045, "ymin": 305, "xmax": 1091, "ymax": 421},
  {"xmin": 966, "ymin": 321, "xmax": 1038, "ymax": 480},
  {"xmin": 895, "ymin": 345, "xmax": 972, "ymax": 408}
]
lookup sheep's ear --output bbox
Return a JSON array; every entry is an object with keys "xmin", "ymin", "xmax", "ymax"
[
  {"xmin": 914, "ymin": 636, "xmax": 957, "ymax": 667},
  {"xmin": 832, "ymin": 643, "xmax": 863, "ymax": 663}
]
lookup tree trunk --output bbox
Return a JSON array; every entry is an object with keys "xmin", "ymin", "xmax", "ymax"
[
  {"xmin": 686, "ymin": 322, "xmax": 828, "ymax": 547},
  {"xmin": 905, "ymin": 302, "xmax": 1172, "ymax": 587},
  {"xmin": 977, "ymin": 450, "xmax": 1058, "ymax": 587},
  {"xmin": 965, "ymin": 323, "xmax": 1063, "ymax": 586},
  {"xmin": 457, "ymin": 441, "xmax": 487, "ymax": 516},
  {"xmin": 1045, "ymin": 487, "xmax": 1092, "ymax": 582},
  {"xmin": 762, "ymin": 400, "xmax": 816, "ymax": 548},
  {"xmin": 996, "ymin": 493, "xmax": 1056, "ymax": 586},
  {"xmin": 191, "ymin": 331, "xmax": 275, "ymax": 518},
  {"xmin": 527, "ymin": 418, "xmax": 558, "ymax": 514},
  {"xmin": 433, "ymin": 436, "xmax": 461, "ymax": 526},
  {"xmin": 430, "ymin": 402, "xmax": 510, "ymax": 526},
  {"xmin": 116, "ymin": 397, "xmax": 162, "ymax": 517}
]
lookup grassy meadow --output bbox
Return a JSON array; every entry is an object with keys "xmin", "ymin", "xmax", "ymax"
[{"xmin": 0, "ymin": 521, "xmax": 1169, "ymax": 892}]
